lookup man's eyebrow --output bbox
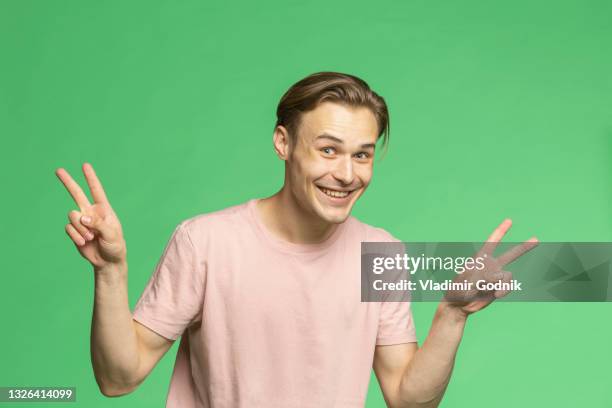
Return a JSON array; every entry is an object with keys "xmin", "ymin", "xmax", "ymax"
[
  {"xmin": 315, "ymin": 133, "xmax": 376, "ymax": 149},
  {"xmin": 316, "ymin": 134, "xmax": 344, "ymax": 144}
]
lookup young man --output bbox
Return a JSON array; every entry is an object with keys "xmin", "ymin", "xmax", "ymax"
[{"xmin": 56, "ymin": 72, "xmax": 537, "ymax": 407}]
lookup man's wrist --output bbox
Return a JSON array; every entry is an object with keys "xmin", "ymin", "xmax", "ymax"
[
  {"xmin": 436, "ymin": 302, "xmax": 469, "ymax": 324},
  {"xmin": 94, "ymin": 261, "xmax": 128, "ymax": 286}
]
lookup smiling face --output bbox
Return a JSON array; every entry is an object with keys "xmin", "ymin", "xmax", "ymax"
[{"xmin": 274, "ymin": 101, "xmax": 380, "ymax": 224}]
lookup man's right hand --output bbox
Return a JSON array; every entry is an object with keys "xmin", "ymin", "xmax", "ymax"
[
  {"xmin": 55, "ymin": 163, "xmax": 127, "ymax": 270},
  {"xmin": 55, "ymin": 162, "xmax": 173, "ymax": 397}
]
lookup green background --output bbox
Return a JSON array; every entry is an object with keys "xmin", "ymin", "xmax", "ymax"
[{"xmin": 1, "ymin": 0, "xmax": 611, "ymax": 406}]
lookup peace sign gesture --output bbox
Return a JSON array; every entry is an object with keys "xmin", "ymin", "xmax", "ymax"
[
  {"xmin": 443, "ymin": 219, "xmax": 539, "ymax": 315},
  {"xmin": 55, "ymin": 163, "xmax": 127, "ymax": 270}
]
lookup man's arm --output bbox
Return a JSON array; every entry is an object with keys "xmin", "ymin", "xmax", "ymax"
[
  {"xmin": 373, "ymin": 303, "xmax": 466, "ymax": 408},
  {"xmin": 55, "ymin": 164, "xmax": 174, "ymax": 397},
  {"xmin": 373, "ymin": 219, "xmax": 538, "ymax": 407},
  {"xmin": 92, "ymin": 262, "xmax": 174, "ymax": 397}
]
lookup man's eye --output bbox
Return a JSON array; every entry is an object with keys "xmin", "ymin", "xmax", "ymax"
[
  {"xmin": 355, "ymin": 152, "xmax": 370, "ymax": 159},
  {"xmin": 321, "ymin": 147, "xmax": 336, "ymax": 155}
]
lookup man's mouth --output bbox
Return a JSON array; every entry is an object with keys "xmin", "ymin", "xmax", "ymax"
[{"xmin": 316, "ymin": 186, "xmax": 355, "ymax": 199}]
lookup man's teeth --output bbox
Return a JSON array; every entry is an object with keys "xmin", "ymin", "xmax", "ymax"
[{"xmin": 320, "ymin": 187, "xmax": 350, "ymax": 198}]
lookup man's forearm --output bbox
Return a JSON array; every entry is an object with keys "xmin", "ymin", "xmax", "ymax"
[
  {"xmin": 91, "ymin": 261, "xmax": 140, "ymax": 396},
  {"xmin": 397, "ymin": 303, "xmax": 467, "ymax": 408}
]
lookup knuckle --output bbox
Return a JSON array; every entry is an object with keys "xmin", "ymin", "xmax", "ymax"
[
  {"xmin": 70, "ymin": 219, "xmax": 84, "ymax": 230},
  {"xmin": 72, "ymin": 224, "xmax": 90, "ymax": 238}
]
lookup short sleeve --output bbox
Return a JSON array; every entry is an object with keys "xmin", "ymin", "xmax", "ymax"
[
  {"xmin": 373, "ymin": 229, "xmax": 418, "ymax": 346},
  {"xmin": 132, "ymin": 221, "xmax": 205, "ymax": 341},
  {"xmin": 376, "ymin": 299, "xmax": 418, "ymax": 346}
]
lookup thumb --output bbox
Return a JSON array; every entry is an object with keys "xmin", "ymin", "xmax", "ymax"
[
  {"xmin": 80, "ymin": 214, "xmax": 92, "ymax": 226},
  {"xmin": 81, "ymin": 213, "xmax": 117, "ymax": 241}
]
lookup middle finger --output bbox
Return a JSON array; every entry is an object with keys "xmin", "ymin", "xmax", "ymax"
[{"xmin": 478, "ymin": 218, "xmax": 513, "ymax": 257}]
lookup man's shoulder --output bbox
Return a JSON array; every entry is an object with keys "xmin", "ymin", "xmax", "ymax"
[
  {"xmin": 347, "ymin": 215, "xmax": 401, "ymax": 243},
  {"xmin": 177, "ymin": 200, "xmax": 252, "ymax": 238}
]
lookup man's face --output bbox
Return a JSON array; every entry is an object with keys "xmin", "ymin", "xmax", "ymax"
[{"xmin": 281, "ymin": 101, "xmax": 379, "ymax": 224}]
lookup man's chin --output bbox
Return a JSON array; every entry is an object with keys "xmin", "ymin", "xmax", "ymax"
[
  {"xmin": 313, "ymin": 198, "xmax": 359, "ymax": 224},
  {"xmin": 318, "ymin": 207, "xmax": 352, "ymax": 224}
]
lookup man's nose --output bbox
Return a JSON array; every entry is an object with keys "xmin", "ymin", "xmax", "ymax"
[{"xmin": 332, "ymin": 155, "xmax": 354, "ymax": 185}]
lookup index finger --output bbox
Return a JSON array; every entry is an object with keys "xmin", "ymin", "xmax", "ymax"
[
  {"xmin": 82, "ymin": 162, "xmax": 110, "ymax": 204},
  {"xmin": 497, "ymin": 237, "xmax": 539, "ymax": 266},
  {"xmin": 55, "ymin": 167, "xmax": 92, "ymax": 210}
]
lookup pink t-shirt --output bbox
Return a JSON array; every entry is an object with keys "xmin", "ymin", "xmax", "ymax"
[{"xmin": 132, "ymin": 199, "xmax": 417, "ymax": 408}]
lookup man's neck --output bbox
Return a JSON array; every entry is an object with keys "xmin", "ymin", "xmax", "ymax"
[{"xmin": 256, "ymin": 188, "xmax": 340, "ymax": 245}]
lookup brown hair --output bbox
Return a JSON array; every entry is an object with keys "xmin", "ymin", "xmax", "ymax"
[{"xmin": 275, "ymin": 71, "xmax": 390, "ymax": 156}]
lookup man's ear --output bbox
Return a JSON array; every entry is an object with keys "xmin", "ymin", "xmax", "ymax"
[{"xmin": 273, "ymin": 125, "xmax": 291, "ymax": 160}]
